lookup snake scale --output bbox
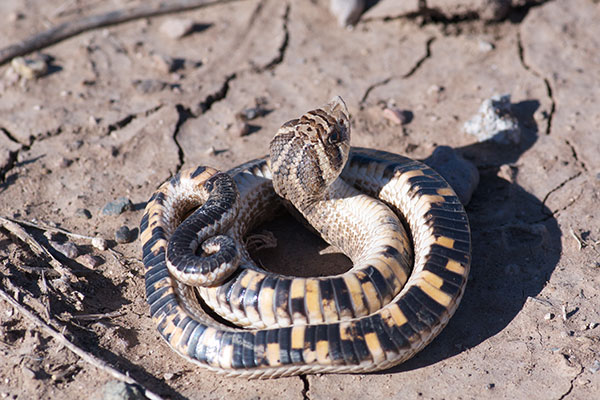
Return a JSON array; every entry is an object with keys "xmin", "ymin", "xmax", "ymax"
[{"xmin": 140, "ymin": 97, "xmax": 471, "ymax": 378}]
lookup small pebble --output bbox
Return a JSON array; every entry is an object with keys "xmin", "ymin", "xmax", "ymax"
[
  {"xmin": 427, "ymin": 85, "xmax": 444, "ymax": 95},
  {"xmin": 88, "ymin": 115, "xmax": 100, "ymax": 126},
  {"xmin": 102, "ymin": 197, "xmax": 133, "ymax": 216},
  {"xmin": 478, "ymin": 0, "xmax": 511, "ymax": 21},
  {"xmin": 67, "ymin": 139, "xmax": 84, "ymax": 151},
  {"xmin": 159, "ymin": 18, "xmax": 195, "ymax": 39},
  {"xmin": 132, "ymin": 79, "xmax": 167, "ymax": 94},
  {"xmin": 478, "ymin": 40, "xmax": 495, "ymax": 52},
  {"xmin": 382, "ymin": 108, "xmax": 410, "ymax": 125},
  {"xmin": 544, "ymin": 313, "xmax": 554, "ymax": 321},
  {"xmin": 163, "ymin": 372, "xmax": 174, "ymax": 381},
  {"xmin": 205, "ymin": 146, "xmax": 217, "ymax": 155},
  {"xmin": 8, "ymin": 12, "xmax": 25, "ymax": 22},
  {"xmin": 590, "ymin": 322, "xmax": 598, "ymax": 329},
  {"xmin": 329, "ymin": 0, "xmax": 364, "ymax": 27},
  {"xmin": 51, "ymin": 241, "xmax": 79, "ymax": 258},
  {"xmin": 236, "ymin": 106, "xmax": 266, "ymax": 122},
  {"xmin": 74, "ymin": 208, "xmax": 92, "ymax": 219},
  {"xmin": 100, "ymin": 380, "xmax": 145, "ymax": 400},
  {"xmin": 11, "ymin": 55, "xmax": 48, "ymax": 79},
  {"xmin": 78, "ymin": 254, "xmax": 103, "ymax": 269},
  {"xmin": 59, "ymin": 157, "xmax": 73, "ymax": 168},
  {"xmin": 486, "ymin": 383, "xmax": 495, "ymax": 390},
  {"xmin": 152, "ymin": 53, "xmax": 176, "ymax": 73},
  {"xmin": 590, "ymin": 360, "xmax": 600, "ymax": 374},
  {"xmin": 115, "ymin": 226, "xmax": 135, "ymax": 244},
  {"xmin": 235, "ymin": 120, "xmax": 251, "ymax": 136},
  {"xmin": 20, "ymin": 365, "xmax": 36, "ymax": 380},
  {"xmin": 43, "ymin": 230, "xmax": 60, "ymax": 241},
  {"xmin": 92, "ymin": 237, "xmax": 108, "ymax": 251}
]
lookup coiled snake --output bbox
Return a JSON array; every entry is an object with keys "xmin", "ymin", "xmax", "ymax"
[{"xmin": 140, "ymin": 97, "xmax": 471, "ymax": 378}]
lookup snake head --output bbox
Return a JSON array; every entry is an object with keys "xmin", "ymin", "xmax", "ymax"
[{"xmin": 270, "ymin": 96, "xmax": 352, "ymax": 200}]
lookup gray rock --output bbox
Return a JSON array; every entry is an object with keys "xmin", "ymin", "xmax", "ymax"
[
  {"xmin": 101, "ymin": 380, "xmax": 145, "ymax": 400},
  {"xmin": 51, "ymin": 241, "xmax": 79, "ymax": 259},
  {"xmin": 424, "ymin": 146, "xmax": 479, "ymax": 205},
  {"xmin": 152, "ymin": 53, "xmax": 176, "ymax": 74},
  {"xmin": 78, "ymin": 254, "xmax": 103, "ymax": 269},
  {"xmin": 237, "ymin": 106, "xmax": 265, "ymax": 122},
  {"xmin": 132, "ymin": 79, "xmax": 167, "ymax": 94},
  {"xmin": 463, "ymin": 94, "xmax": 521, "ymax": 145},
  {"xmin": 74, "ymin": 208, "xmax": 92, "ymax": 219},
  {"xmin": 330, "ymin": 0, "xmax": 365, "ymax": 27},
  {"xmin": 115, "ymin": 226, "xmax": 136, "ymax": 244},
  {"xmin": 102, "ymin": 197, "xmax": 133, "ymax": 216},
  {"xmin": 159, "ymin": 18, "xmax": 195, "ymax": 39}
]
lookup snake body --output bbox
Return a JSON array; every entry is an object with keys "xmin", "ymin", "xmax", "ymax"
[{"xmin": 140, "ymin": 97, "xmax": 471, "ymax": 378}]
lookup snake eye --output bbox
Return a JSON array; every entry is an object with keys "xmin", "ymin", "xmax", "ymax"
[{"xmin": 328, "ymin": 127, "xmax": 343, "ymax": 144}]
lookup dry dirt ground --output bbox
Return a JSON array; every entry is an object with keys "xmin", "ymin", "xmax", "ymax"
[{"xmin": 0, "ymin": 0, "xmax": 599, "ymax": 399}]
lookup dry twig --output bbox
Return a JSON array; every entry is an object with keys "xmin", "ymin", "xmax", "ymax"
[
  {"xmin": 569, "ymin": 227, "xmax": 584, "ymax": 250},
  {"xmin": 71, "ymin": 310, "xmax": 125, "ymax": 321},
  {"xmin": 0, "ymin": 0, "xmax": 242, "ymax": 65},
  {"xmin": 0, "ymin": 288, "xmax": 163, "ymax": 400},
  {"xmin": 0, "ymin": 216, "xmax": 77, "ymax": 282},
  {"xmin": 7, "ymin": 216, "xmax": 97, "ymax": 241}
]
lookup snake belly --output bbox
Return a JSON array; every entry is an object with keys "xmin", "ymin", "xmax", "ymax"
[{"xmin": 140, "ymin": 148, "xmax": 470, "ymax": 378}]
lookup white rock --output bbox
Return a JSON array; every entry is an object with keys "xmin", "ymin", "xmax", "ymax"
[
  {"xmin": 330, "ymin": 0, "xmax": 365, "ymax": 27},
  {"xmin": 463, "ymin": 94, "xmax": 521, "ymax": 144},
  {"xmin": 159, "ymin": 18, "xmax": 195, "ymax": 39}
]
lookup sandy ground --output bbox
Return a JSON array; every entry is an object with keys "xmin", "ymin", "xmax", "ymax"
[{"xmin": 0, "ymin": 0, "xmax": 599, "ymax": 399}]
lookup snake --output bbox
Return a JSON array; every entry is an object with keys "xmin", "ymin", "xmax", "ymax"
[{"xmin": 140, "ymin": 97, "xmax": 471, "ymax": 378}]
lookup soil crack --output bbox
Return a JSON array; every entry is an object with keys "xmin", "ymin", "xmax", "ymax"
[
  {"xmin": 106, "ymin": 104, "xmax": 163, "ymax": 135},
  {"xmin": 540, "ymin": 171, "xmax": 583, "ymax": 216},
  {"xmin": 564, "ymin": 139, "xmax": 587, "ymax": 172},
  {"xmin": 557, "ymin": 365, "xmax": 584, "ymax": 400},
  {"xmin": 360, "ymin": 77, "xmax": 392, "ymax": 107},
  {"xmin": 300, "ymin": 374, "xmax": 310, "ymax": 400},
  {"xmin": 517, "ymin": 31, "xmax": 555, "ymax": 135},
  {"xmin": 1, "ymin": 126, "xmax": 27, "ymax": 146},
  {"xmin": 173, "ymin": 104, "xmax": 194, "ymax": 173},
  {"xmin": 198, "ymin": 73, "xmax": 237, "ymax": 113},
  {"xmin": 258, "ymin": 3, "xmax": 290, "ymax": 71},
  {"xmin": 402, "ymin": 36, "xmax": 435, "ymax": 78},
  {"xmin": 0, "ymin": 128, "xmax": 24, "ymax": 181},
  {"xmin": 360, "ymin": 36, "xmax": 434, "ymax": 107}
]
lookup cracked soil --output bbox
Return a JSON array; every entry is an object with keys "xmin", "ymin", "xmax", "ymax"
[{"xmin": 0, "ymin": 0, "xmax": 599, "ymax": 399}]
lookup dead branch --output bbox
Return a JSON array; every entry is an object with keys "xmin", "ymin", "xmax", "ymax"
[
  {"xmin": 0, "ymin": 0, "xmax": 242, "ymax": 65},
  {"xmin": 0, "ymin": 216, "xmax": 77, "ymax": 282}
]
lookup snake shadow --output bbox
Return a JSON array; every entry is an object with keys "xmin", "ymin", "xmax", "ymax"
[
  {"xmin": 383, "ymin": 99, "xmax": 562, "ymax": 373},
  {"xmin": 253, "ymin": 99, "xmax": 561, "ymax": 373}
]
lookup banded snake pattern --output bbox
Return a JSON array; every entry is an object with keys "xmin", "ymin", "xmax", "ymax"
[{"xmin": 140, "ymin": 97, "xmax": 471, "ymax": 378}]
